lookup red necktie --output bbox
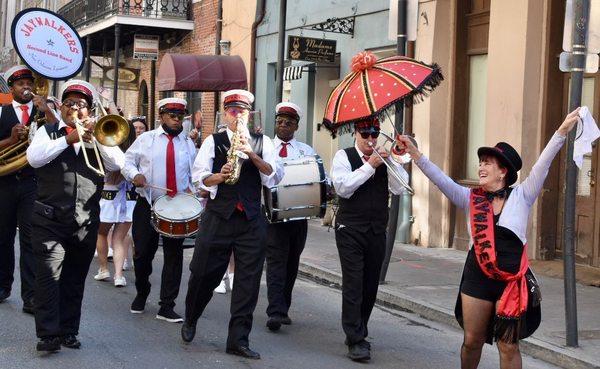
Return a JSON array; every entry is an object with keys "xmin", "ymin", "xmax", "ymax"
[
  {"xmin": 65, "ymin": 126, "xmax": 75, "ymax": 135},
  {"xmin": 279, "ymin": 142, "xmax": 289, "ymax": 158},
  {"xmin": 166, "ymin": 135, "xmax": 177, "ymax": 197},
  {"xmin": 363, "ymin": 155, "xmax": 370, "ymax": 162},
  {"xmin": 19, "ymin": 105, "xmax": 30, "ymax": 126}
]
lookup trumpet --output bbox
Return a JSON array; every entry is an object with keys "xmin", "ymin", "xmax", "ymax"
[
  {"xmin": 71, "ymin": 101, "xmax": 130, "ymax": 177},
  {"xmin": 367, "ymin": 131, "xmax": 415, "ymax": 195}
]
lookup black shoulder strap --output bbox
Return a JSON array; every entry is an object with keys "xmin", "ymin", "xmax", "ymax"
[
  {"xmin": 344, "ymin": 147, "xmax": 363, "ymax": 171},
  {"xmin": 212, "ymin": 131, "xmax": 229, "ymax": 157}
]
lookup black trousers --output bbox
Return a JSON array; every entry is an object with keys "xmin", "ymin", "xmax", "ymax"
[
  {"xmin": 335, "ymin": 226, "xmax": 386, "ymax": 345},
  {"xmin": 32, "ymin": 214, "xmax": 97, "ymax": 338},
  {"xmin": 0, "ymin": 175, "xmax": 36, "ymax": 304},
  {"xmin": 185, "ymin": 210, "xmax": 267, "ymax": 348},
  {"xmin": 131, "ymin": 198, "xmax": 184, "ymax": 309},
  {"xmin": 265, "ymin": 219, "xmax": 308, "ymax": 318}
]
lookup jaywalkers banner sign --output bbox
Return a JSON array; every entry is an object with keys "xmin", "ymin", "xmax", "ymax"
[
  {"xmin": 287, "ymin": 35, "xmax": 336, "ymax": 63},
  {"xmin": 11, "ymin": 8, "xmax": 84, "ymax": 80}
]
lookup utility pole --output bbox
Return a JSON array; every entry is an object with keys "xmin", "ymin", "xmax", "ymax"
[
  {"xmin": 380, "ymin": 0, "xmax": 407, "ymax": 283},
  {"xmin": 275, "ymin": 0, "xmax": 287, "ymax": 104},
  {"xmin": 562, "ymin": 0, "xmax": 590, "ymax": 348}
]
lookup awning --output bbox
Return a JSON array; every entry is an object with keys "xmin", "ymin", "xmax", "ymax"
[{"xmin": 157, "ymin": 54, "xmax": 247, "ymax": 92}]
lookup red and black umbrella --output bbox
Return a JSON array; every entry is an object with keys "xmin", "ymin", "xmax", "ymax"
[{"xmin": 322, "ymin": 51, "xmax": 443, "ymax": 137}]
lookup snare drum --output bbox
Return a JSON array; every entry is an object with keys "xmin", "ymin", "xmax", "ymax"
[
  {"xmin": 263, "ymin": 155, "xmax": 327, "ymax": 223},
  {"xmin": 151, "ymin": 193, "xmax": 204, "ymax": 238}
]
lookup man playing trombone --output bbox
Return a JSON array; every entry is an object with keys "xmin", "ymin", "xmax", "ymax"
[
  {"xmin": 0, "ymin": 65, "xmax": 57, "ymax": 314},
  {"xmin": 330, "ymin": 118, "xmax": 409, "ymax": 362},
  {"xmin": 26, "ymin": 80, "xmax": 125, "ymax": 352}
]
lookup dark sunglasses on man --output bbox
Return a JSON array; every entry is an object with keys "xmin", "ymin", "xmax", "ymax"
[
  {"xmin": 166, "ymin": 112, "xmax": 185, "ymax": 121},
  {"xmin": 358, "ymin": 128, "xmax": 380, "ymax": 139}
]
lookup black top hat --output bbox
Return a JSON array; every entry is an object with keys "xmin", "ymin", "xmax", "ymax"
[{"xmin": 477, "ymin": 142, "xmax": 522, "ymax": 187}]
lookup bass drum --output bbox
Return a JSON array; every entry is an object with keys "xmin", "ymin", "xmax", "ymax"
[
  {"xmin": 263, "ymin": 155, "xmax": 327, "ymax": 223},
  {"xmin": 151, "ymin": 193, "xmax": 204, "ymax": 239}
]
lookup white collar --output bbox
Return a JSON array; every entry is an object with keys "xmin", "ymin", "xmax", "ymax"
[
  {"xmin": 12, "ymin": 100, "xmax": 33, "ymax": 111},
  {"xmin": 274, "ymin": 136, "xmax": 297, "ymax": 148},
  {"xmin": 354, "ymin": 144, "xmax": 370, "ymax": 160}
]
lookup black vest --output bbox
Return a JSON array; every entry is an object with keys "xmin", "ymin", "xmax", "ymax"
[
  {"xmin": 0, "ymin": 103, "xmax": 38, "ymax": 178},
  {"xmin": 205, "ymin": 131, "xmax": 263, "ymax": 220},
  {"xmin": 34, "ymin": 123, "xmax": 105, "ymax": 226},
  {"xmin": 336, "ymin": 147, "xmax": 389, "ymax": 233}
]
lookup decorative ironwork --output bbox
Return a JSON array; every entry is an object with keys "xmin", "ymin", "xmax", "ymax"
[
  {"xmin": 58, "ymin": 0, "xmax": 191, "ymax": 29},
  {"xmin": 310, "ymin": 16, "xmax": 355, "ymax": 37}
]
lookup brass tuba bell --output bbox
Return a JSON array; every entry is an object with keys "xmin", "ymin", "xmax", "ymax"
[{"xmin": 0, "ymin": 72, "xmax": 49, "ymax": 177}]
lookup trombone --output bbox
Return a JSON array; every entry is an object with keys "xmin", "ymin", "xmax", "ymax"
[
  {"xmin": 367, "ymin": 131, "xmax": 415, "ymax": 195},
  {"xmin": 72, "ymin": 100, "xmax": 130, "ymax": 177}
]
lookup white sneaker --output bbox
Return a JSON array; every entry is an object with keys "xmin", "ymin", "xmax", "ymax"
[
  {"xmin": 122, "ymin": 259, "xmax": 130, "ymax": 271},
  {"xmin": 114, "ymin": 276, "xmax": 127, "ymax": 287},
  {"xmin": 227, "ymin": 273, "xmax": 234, "ymax": 290},
  {"xmin": 214, "ymin": 280, "xmax": 227, "ymax": 294},
  {"xmin": 94, "ymin": 269, "xmax": 110, "ymax": 281}
]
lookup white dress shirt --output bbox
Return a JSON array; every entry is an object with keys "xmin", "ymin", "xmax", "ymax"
[
  {"xmin": 192, "ymin": 128, "xmax": 283, "ymax": 199},
  {"xmin": 273, "ymin": 136, "xmax": 317, "ymax": 159},
  {"xmin": 122, "ymin": 126, "xmax": 197, "ymax": 204},
  {"xmin": 26, "ymin": 120, "xmax": 125, "ymax": 172},
  {"xmin": 0, "ymin": 101, "xmax": 60, "ymax": 125},
  {"xmin": 331, "ymin": 144, "xmax": 408, "ymax": 198}
]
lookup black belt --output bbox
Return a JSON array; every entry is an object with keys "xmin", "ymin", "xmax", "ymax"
[{"xmin": 101, "ymin": 190, "xmax": 139, "ymax": 201}]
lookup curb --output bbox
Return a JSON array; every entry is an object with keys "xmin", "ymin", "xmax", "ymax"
[{"xmin": 298, "ymin": 261, "xmax": 600, "ymax": 369}]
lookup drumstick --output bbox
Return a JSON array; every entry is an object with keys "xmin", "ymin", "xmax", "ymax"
[{"xmin": 145, "ymin": 183, "xmax": 174, "ymax": 192}]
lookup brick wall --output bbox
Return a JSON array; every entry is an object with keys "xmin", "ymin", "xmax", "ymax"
[{"xmin": 138, "ymin": 0, "xmax": 218, "ymax": 139}]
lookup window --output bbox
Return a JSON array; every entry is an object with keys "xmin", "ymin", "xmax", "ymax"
[{"xmin": 466, "ymin": 55, "xmax": 488, "ymax": 179}]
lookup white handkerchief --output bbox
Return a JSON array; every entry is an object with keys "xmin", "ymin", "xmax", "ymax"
[{"xmin": 574, "ymin": 106, "xmax": 600, "ymax": 169}]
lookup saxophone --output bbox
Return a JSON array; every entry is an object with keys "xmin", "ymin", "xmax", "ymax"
[{"xmin": 224, "ymin": 118, "xmax": 249, "ymax": 185}]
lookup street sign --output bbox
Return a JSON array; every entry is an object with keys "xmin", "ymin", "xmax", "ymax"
[
  {"xmin": 559, "ymin": 51, "xmax": 599, "ymax": 73},
  {"xmin": 287, "ymin": 35, "xmax": 336, "ymax": 63},
  {"xmin": 563, "ymin": 0, "xmax": 600, "ymax": 53},
  {"xmin": 133, "ymin": 34, "xmax": 159, "ymax": 61},
  {"xmin": 388, "ymin": 0, "xmax": 419, "ymax": 42},
  {"xmin": 102, "ymin": 66, "xmax": 140, "ymax": 90}
]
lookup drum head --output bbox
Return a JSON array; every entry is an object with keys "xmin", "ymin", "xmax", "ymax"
[{"xmin": 153, "ymin": 194, "xmax": 203, "ymax": 221}]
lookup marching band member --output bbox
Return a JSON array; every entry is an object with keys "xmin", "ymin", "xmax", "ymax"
[
  {"xmin": 265, "ymin": 102, "xmax": 316, "ymax": 332},
  {"xmin": 26, "ymin": 80, "xmax": 124, "ymax": 352},
  {"xmin": 94, "ymin": 123, "xmax": 137, "ymax": 287},
  {"xmin": 121, "ymin": 98, "xmax": 196, "ymax": 323},
  {"xmin": 0, "ymin": 65, "xmax": 57, "ymax": 314},
  {"xmin": 331, "ymin": 118, "xmax": 408, "ymax": 362},
  {"xmin": 182, "ymin": 90, "xmax": 283, "ymax": 359}
]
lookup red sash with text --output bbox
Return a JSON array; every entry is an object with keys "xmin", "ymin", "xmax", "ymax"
[{"xmin": 470, "ymin": 188, "xmax": 529, "ymax": 342}]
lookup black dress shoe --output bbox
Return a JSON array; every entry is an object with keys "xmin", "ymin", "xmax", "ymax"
[
  {"xmin": 226, "ymin": 345, "xmax": 261, "ymax": 360},
  {"xmin": 22, "ymin": 304, "xmax": 35, "ymax": 315},
  {"xmin": 280, "ymin": 315, "xmax": 292, "ymax": 325},
  {"xmin": 181, "ymin": 321, "xmax": 196, "ymax": 343},
  {"xmin": 37, "ymin": 337, "xmax": 61, "ymax": 352},
  {"xmin": 347, "ymin": 341, "xmax": 370, "ymax": 362},
  {"xmin": 266, "ymin": 316, "xmax": 282, "ymax": 331},
  {"xmin": 60, "ymin": 335, "xmax": 81, "ymax": 349},
  {"xmin": 0, "ymin": 289, "xmax": 10, "ymax": 302}
]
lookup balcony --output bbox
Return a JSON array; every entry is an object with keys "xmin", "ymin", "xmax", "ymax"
[
  {"xmin": 59, "ymin": 0, "xmax": 191, "ymax": 29},
  {"xmin": 57, "ymin": 0, "xmax": 194, "ymax": 55}
]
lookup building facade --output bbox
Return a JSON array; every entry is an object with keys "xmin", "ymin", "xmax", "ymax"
[{"xmin": 255, "ymin": 0, "xmax": 600, "ymax": 268}]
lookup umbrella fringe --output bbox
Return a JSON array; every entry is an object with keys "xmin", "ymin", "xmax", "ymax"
[{"xmin": 322, "ymin": 64, "xmax": 444, "ymax": 138}]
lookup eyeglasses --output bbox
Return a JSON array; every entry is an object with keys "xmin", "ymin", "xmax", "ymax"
[
  {"xmin": 167, "ymin": 113, "xmax": 184, "ymax": 121},
  {"xmin": 358, "ymin": 130, "xmax": 380, "ymax": 139},
  {"xmin": 226, "ymin": 107, "xmax": 249, "ymax": 116},
  {"xmin": 62, "ymin": 99, "xmax": 89, "ymax": 109},
  {"xmin": 275, "ymin": 118, "xmax": 297, "ymax": 127}
]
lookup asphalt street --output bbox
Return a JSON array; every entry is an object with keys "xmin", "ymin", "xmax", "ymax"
[{"xmin": 0, "ymin": 248, "xmax": 559, "ymax": 369}]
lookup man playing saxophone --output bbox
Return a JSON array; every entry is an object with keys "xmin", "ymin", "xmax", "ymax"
[
  {"xmin": 182, "ymin": 89, "xmax": 283, "ymax": 359},
  {"xmin": 0, "ymin": 65, "xmax": 57, "ymax": 314}
]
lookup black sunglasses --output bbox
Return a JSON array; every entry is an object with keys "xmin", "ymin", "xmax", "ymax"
[
  {"xmin": 359, "ymin": 130, "xmax": 380, "ymax": 139},
  {"xmin": 167, "ymin": 112, "xmax": 185, "ymax": 121}
]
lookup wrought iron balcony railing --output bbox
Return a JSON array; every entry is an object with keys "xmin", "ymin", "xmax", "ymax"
[{"xmin": 58, "ymin": 0, "xmax": 191, "ymax": 29}]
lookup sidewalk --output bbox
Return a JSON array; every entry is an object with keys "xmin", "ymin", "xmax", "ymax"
[{"xmin": 299, "ymin": 220, "xmax": 600, "ymax": 369}]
